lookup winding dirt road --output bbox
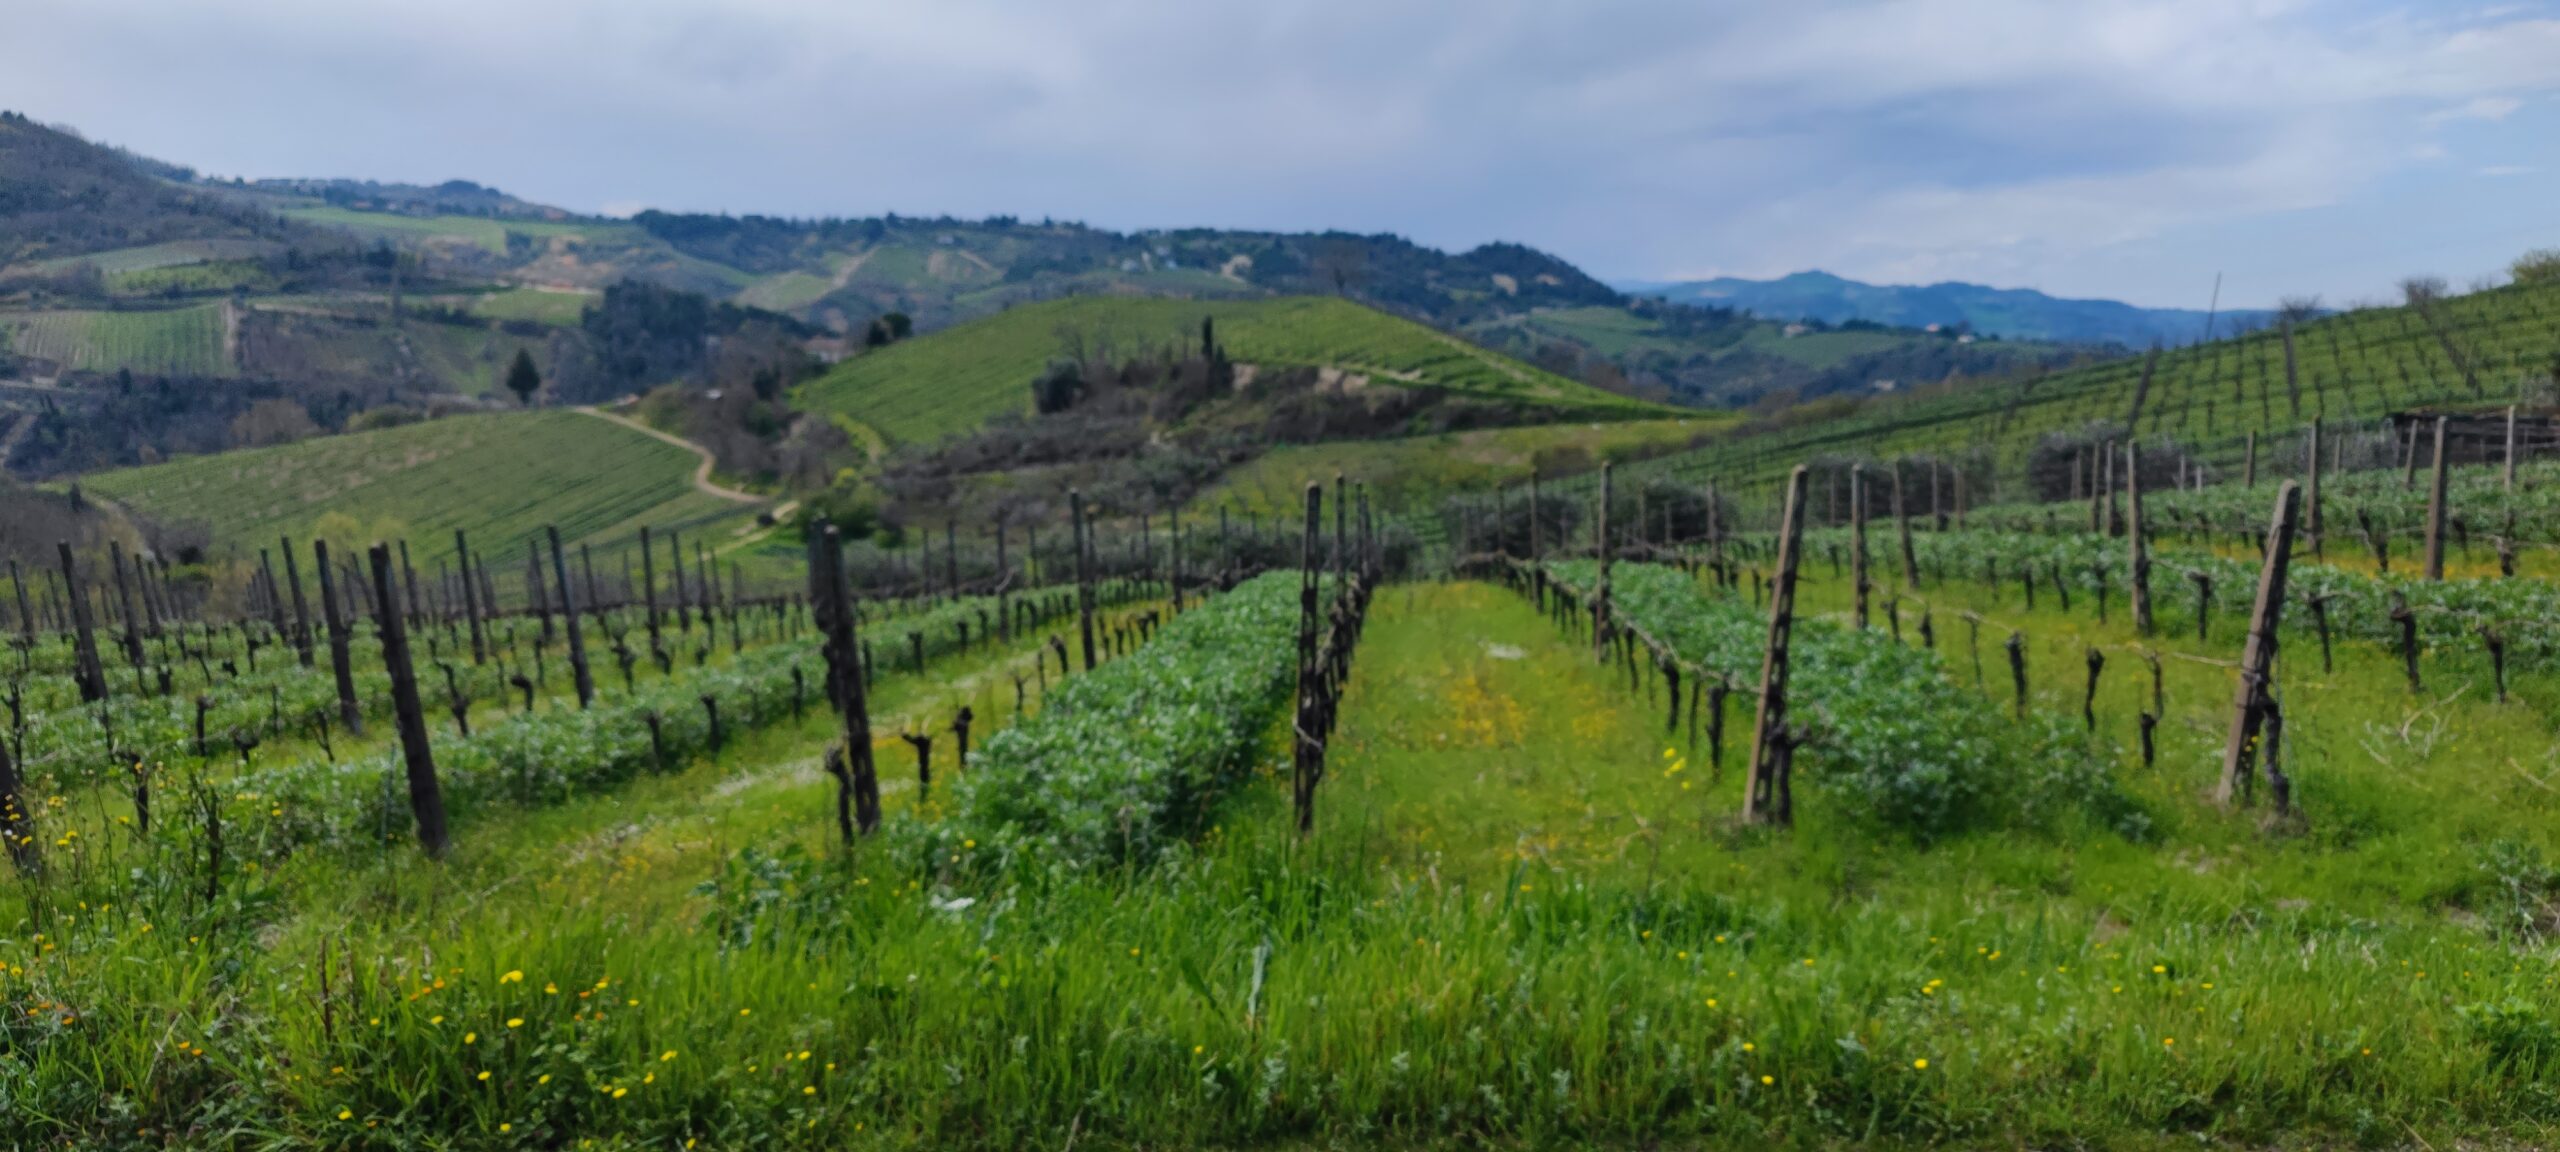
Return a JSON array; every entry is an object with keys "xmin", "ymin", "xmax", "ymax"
[{"xmin": 574, "ymin": 406, "xmax": 764, "ymax": 504}]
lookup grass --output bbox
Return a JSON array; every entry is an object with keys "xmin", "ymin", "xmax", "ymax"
[
  {"xmin": 465, "ymin": 287, "xmax": 597, "ymax": 327},
  {"xmin": 0, "ymin": 304, "xmax": 231, "ymax": 376},
  {"xmin": 74, "ymin": 410, "xmax": 762, "ymax": 568},
  {"xmin": 795, "ymin": 295, "xmax": 1668, "ymax": 444},
  {"xmin": 281, "ymin": 206, "xmax": 606, "ymax": 254},
  {"xmin": 15, "ymin": 238, "xmax": 279, "ymax": 275},
  {"xmin": 14, "ymin": 572, "xmax": 2560, "ymax": 1147},
  {"xmin": 1202, "ymin": 417, "xmax": 1729, "ymax": 519}
]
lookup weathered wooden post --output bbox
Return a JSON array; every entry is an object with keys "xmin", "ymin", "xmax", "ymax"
[
  {"xmin": 2304, "ymin": 418, "xmax": 2324, "ymax": 558},
  {"xmin": 451, "ymin": 531, "xmax": 486, "ymax": 665},
  {"xmin": 810, "ymin": 525, "xmax": 880, "ymax": 837},
  {"xmin": 2216, "ymin": 482, "xmax": 2301, "ymax": 808},
  {"xmin": 547, "ymin": 527, "xmax": 593, "ymax": 709},
  {"xmin": 1071, "ymin": 490, "xmax": 1098, "ymax": 671},
  {"xmin": 2128, "ymin": 443, "xmax": 2153, "ymax": 635},
  {"xmin": 2422, "ymin": 415, "xmax": 2450, "ymax": 581},
  {"xmin": 109, "ymin": 542, "xmax": 147, "ymax": 676},
  {"xmin": 1593, "ymin": 463, "xmax": 1614, "ymax": 662},
  {"xmin": 1293, "ymin": 484, "xmax": 1324, "ymax": 835},
  {"xmin": 669, "ymin": 530, "xmax": 692, "ymax": 635},
  {"xmin": 994, "ymin": 514, "xmax": 1012, "ymax": 641},
  {"xmin": 1743, "ymin": 465, "xmax": 1809, "ymax": 826},
  {"xmin": 58, "ymin": 542, "xmax": 106, "ymax": 704},
  {"xmin": 368, "ymin": 543, "xmax": 448, "ymax": 858},
  {"xmin": 526, "ymin": 537, "xmax": 554, "ymax": 645},
  {"xmin": 312, "ymin": 541, "xmax": 363, "ymax": 735},
  {"xmin": 1893, "ymin": 461, "xmax": 1919, "ymax": 589},
  {"xmin": 1849, "ymin": 464, "xmax": 1870, "ymax": 629},
  {"xmin": 639, "ymin": 525, "xmax": 662, "ymax": 653},
  {"xmin": 2243, "ymin": 431, "xmax": 2256, "ymax": 489}
]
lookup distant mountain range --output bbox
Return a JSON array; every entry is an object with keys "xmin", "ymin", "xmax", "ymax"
[{"xmin": 1614, "ymin": 270, "xmax": 2278, "ymax": 349}]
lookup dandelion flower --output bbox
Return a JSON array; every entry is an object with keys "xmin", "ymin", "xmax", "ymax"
[
  {"xmin": 803, "ymin": 1086, "xmax": 817, "ymax": 1095},
  {"xmin": 662, "ymin": 1050, "xmax": 678, "ymax": 1062},
  {"xmin": 1913, "ymin": 1059, "xmax": 1928, "ymax": 1070},
  {"xmin": 338, "ymin": 1110, "xmax": 353, "ymax": 1121},
  {"xmin": 1759, "ymin": 1075, "xmax": 1773, "ymax": 1085},
  {"xmin": 477, "ymin": 1071, "xmax": 491, "ymax": 1081},
  {"xmin": 507, "ymin": 1018, "xmax": 523, "ymax": 1029}
]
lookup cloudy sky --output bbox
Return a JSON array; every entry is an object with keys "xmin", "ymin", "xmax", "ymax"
[{"xmin": 8, "ymin": 0, "xmax": 2558, "ymax": 308}]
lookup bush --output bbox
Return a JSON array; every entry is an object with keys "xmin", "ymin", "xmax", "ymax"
[{"xmin": 2512, "ymin": 248, "xmax": 2560, "ymax": 287}]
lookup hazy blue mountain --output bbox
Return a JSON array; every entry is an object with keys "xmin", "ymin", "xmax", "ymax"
[{"xmin": 1614, "ymin": 270, "xmax": 2276, "ymax": 348}]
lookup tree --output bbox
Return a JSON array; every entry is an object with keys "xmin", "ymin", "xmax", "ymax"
[
  {"xmin": 2514, "ymin": 248, "xmax": 2560, "ymax": 287},
  {"xmin": 229, "ymin": 399, "xmax": 320, "ymax": 448},
  {"xmin": 1031, "ymin": 359, "xmax": 1084, "ymax": 415},
  {"xmin": 503, "ymin": 349, "xmax": 542, "ymax": 407}
]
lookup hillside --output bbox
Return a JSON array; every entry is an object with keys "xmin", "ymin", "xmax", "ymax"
[
  {"xmin": 0, "ymin": 112, "xmax": 299, "ymax": 267},
  {"xmin": 76, "ymin": 409, "xmax": 766, "ymax": 568},
  {"xmin": 1597, "ymin": 274, "xmax": 2560, "ymax": 504},
  {"xmin": 1625, "ymin": 270, "xmax": 2280, "ymax": 348},
  {"xmin": 795, "ymin": 295, "xmax": 1665, "ymax": 445}
]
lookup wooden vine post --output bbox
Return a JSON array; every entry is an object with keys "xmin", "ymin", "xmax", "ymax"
[
  {"xmin": 2243, "ymin": 431, "xmax": 2256, "ymax": 489},
  {"xmin": 810, "ymin": 524, "xmax": 880, "ymax": 838},
  {"xmin": 547, "ymin": 527, "xmax": 594, "ymax": 709},
  {"xmin": 1893, "ymin": 462, "xmax": 1919, "ymax": 590},
  {"xmin": 312, "ymin": 541, "xmax": 363, "ymax": 734},
  {"xmin": 1292, "ymin": 484, "xmax": 1324, "ymax": 835},
  {"xmin": 2127, "ymin": 442, "xmax": 2153, "ymax": 635},
  {"xmin": 1072, "ymin": 489, "xmax": 1097, "ymax": 671},
  {"xmin": 2303, "ymin": 418, "xmax": 2322, "ymax": 558},
  {"xmin": 1593, "ymin": 463, "xmax": 1612, "ymax": 663},
  {"xmin": 368, "ymin": 542, "xmax": 449, "ymax": 859},
  {"xmin": 2422, "ymin": 415, "xmax": 2450, "ymax": 581},
  {"xmin": 108, "ymin": 543, "xmax": 147, "ymax": 675},
  {"xmin": 1849, "ymin": 464, "xmax": 1870, "ymax": 630},
  {"xmin": 1744, "ymin": 465, "xmax": 1809, "ymax": 826},
  {"xmin": 455, "ymin": 531, "xmax": 487, "ymax": 665},
  {"xmin": 281, "ymin": 537, "xmax": 315, "ymax": 668},
  {"xmin": 639, "ymin": 525, "xmax": 662, "ymax": 654},
  {"xmin": 2505, "ymin": 404, "xmax": 2519, "ymax": 492},
  {"xmin": 2217, "ymin": 481, "xmax": 2301, "ymax": 809},
  {"xmin": 57, "ymin": 542, "xmax": 106, "ymax": 704}
]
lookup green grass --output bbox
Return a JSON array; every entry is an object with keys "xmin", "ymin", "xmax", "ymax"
[
  {"xmin": 16, "ymin": 238, "xmax": 278, "ymax": 275},
  {"xmin": 0, "ymin": 304, "xmax": 231, "ymax": 375},
  {"xmin": 281, "ymin": 206, "xmax": 603, "ymax": 254},
  {"xmin": 75, "ymin": 410, "xmax": 761, "ymax": 567},
  {"xmin": 14, "ymin": 568, "xmax": 2560, "ymax": 1148},
  {"xmin": 795, "ymin": 295, "xmax": 1668, "ymax": 444},
  {"xmin": 734, "ymin": 271, "xmax": 832, "ymax": 313},
  {"xmin": 1202, "ymin": 416, "xmax": 1729, "ymax": 519},
  {"xmin": 465, "ymin": 287, "xmax": 596, "ymax": 327}
]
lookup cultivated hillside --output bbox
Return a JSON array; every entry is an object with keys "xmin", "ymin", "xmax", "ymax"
[
  {"xmin": 796, "ymin": 295, "xmax": 1667, "ymax": 445},
  {"xmin": 77, "ymin": 409, "xmax": 765, "ymax": 567}
]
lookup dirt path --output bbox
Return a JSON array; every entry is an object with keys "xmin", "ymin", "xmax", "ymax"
[{"xmin": 573, "ymin": 406, "xmax": 765, "ymax": 504}]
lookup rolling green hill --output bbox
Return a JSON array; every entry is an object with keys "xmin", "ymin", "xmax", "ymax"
[
  {"xmin": 1594, "ymin": 276, "xmax": 2560, "ymax": 505},
  {"xmin": 78, "ymin": 410, "xmax": 763, "ymax": 567},
  {"xmin": 796, "ymin": 295, "xmax": 1666, "ymax": 444}
]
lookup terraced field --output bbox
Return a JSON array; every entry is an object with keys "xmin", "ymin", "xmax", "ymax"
[
  {"xmin": 1618, "ymin": 276, "xmax": 2560, "ymax": 500},
  {"xmin": 76, "ymin": 410, "xmax": 762, "ymax": 566},
  {"xmin": 0, "ymin": 303, "xmax": 232, "ymax": 375},
  {"xmin": 795, "ymin": 294, "xmax": 1667, "ymax": 444}
]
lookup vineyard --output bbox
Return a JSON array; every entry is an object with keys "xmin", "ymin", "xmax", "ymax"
[
  {"xmin": 1597, "ymin": 275, "xmax": 2560, "ymax": 509},
  {"xmin": 75, "ymin": 411, "xmax": 759, "ymax": 568},
  {"xmin": 0, "ymin": 304, "xmax": 234, "ymax": 376},
  {"xmin": 793, "ymin": 294, "xmax": 1667, "ymax": 444}
]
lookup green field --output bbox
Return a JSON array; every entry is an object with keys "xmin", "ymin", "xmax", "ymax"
[
  {"xmin": 796, "ymin": 295, "xmax": 1667, "ymax": 444},
  {"xmin": 464, "ymin": 286, "xmax": 596, "ymax": 327},
  {"xmin": 77, "ymin": 410, "xmax": 761, "ymax": 567},
  {"xmin": 281, "ymin": 206, "xmax": 604, "ymax": 254},
  {"xmin": 16, "ymin": 237, "xmax": 279, "ymax": 275},
  {"xmin": 734, "ymin": 270, "xmax": 833, "ymax": 312},
  {"xmin": 0, "ymin": 304, "xmax": 232, "ymax": 375},
  {"xmin": 1626, "ymin": 276, "xmax": 2560, "ymax": 500},
  {"xmin": 1203, "ymin": 416, "xmax": 1729, "ymax": 518}
]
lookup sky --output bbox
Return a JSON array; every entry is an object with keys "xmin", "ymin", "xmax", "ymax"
[{"xmin": 7, "ymin": 0, "xmax": 2560, "ymax": 310}]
